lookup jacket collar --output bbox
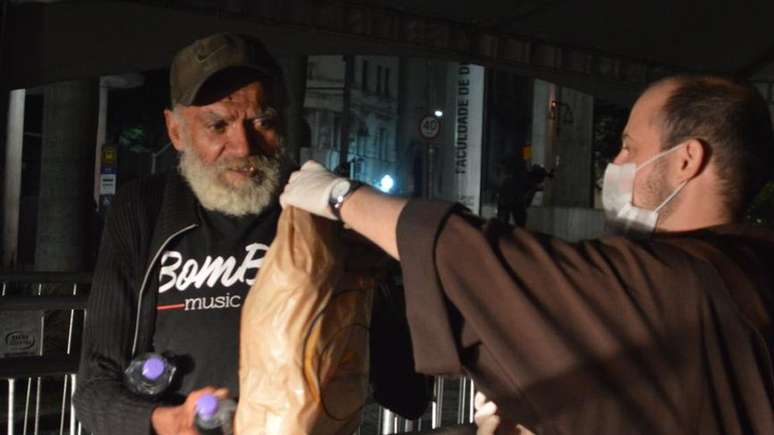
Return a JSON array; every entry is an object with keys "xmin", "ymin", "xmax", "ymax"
[
  {"xmin": 163, "ymin": 171, "xmax": 200, "ymax": 229},
  {"xmin": 148, "ymin": 172, "xmax": 201, "ymax": 259}
]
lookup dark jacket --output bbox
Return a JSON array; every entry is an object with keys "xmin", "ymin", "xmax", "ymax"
[
  {"xmin": 397, "ymin": 199, "xmax": 774, "ymax": 435},
  {"xmin": 74, "ymin": 173, "xmax": 428, "ymax": 435}
]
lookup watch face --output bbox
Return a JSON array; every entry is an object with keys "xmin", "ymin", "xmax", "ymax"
[{"xmin": 331, "ymin": 179, "xmax": 351, "ymax": 200}]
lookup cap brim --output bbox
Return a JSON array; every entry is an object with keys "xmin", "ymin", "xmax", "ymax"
[{"xmin": 176, "ymin": 63, "xmax": 272, "ymax": 106}]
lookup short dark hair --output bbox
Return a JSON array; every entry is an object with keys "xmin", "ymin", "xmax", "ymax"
[{"xmin": 655, "ymin": 75, "xmax": 774, "ymax": 216}]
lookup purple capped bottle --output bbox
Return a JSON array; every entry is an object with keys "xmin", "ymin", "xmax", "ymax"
[
  {"xmin": 195, "ymin": 394, "xmax": 236, "ymax": 435},
  {"xmin": 124, "ymin": 352, "xmax": 176, "ymax": 397}
]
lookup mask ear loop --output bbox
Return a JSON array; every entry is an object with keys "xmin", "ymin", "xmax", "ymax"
[
  {"xmin": 634, "ymin": 143, "xmax": 688, "ymax": 213},
  {"xmin": 635, "ymin": 143, "xmax": 685, "ymax": 172},
  {"xmin": 654, "ymin": 180, "xmax": 688, "ymax": 213}
]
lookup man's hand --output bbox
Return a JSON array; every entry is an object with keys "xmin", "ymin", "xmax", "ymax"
[
  {"xmin": 280, "ymin": 160, "xmax": 346, "ymax": 220},
  {"xmin": 151, "ymin": 386, "xmax": 229, "ymax": 435}
]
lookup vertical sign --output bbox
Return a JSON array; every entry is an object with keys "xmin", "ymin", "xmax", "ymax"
[
  {"xmin": 454, "ymin": 64, "xmax": 485, "ymax": 213},
  {"xmin": 419, "ymin": 115, "xmax": 442, "ymax": 199},
  {"xmin": 99, "ymin": 144, "xmax": 117, "ymax": 212}
]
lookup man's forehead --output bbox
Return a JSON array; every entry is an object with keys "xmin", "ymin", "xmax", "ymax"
[
  {"xmin": 637, "ymin": 81, "xmax": 677, "ymax": 122},
  {"xmin": 627, "ymin": 83, "xmax": 675, "ymax": 133}
]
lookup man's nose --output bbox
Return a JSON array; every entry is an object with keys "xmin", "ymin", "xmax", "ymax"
[{"xmin": 226, "ymin": 123, "xmax": 252, "ymax": 157}]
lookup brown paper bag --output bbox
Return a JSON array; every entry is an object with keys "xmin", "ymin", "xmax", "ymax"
[{"xmin": 236, "ymin": 207, "xmax": 373, "ymax": 435}]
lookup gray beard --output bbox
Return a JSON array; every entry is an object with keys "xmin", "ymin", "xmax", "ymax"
[{"xmin": 178, "ymin": 143, "xmax": 286, "ymax": 216}]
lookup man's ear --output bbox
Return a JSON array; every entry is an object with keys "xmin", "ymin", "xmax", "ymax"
[
  {"xmin": 677, "ymin": 138, "xmax": 707, "ymax": 182},
  {"xmin": 164, "ymin": 108, "xmax": 185, "ymax": 152}
]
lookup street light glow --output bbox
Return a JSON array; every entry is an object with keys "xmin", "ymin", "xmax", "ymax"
[{"xmin": 379, "ymin": 175, "xmax": 395, "ymax": 193}]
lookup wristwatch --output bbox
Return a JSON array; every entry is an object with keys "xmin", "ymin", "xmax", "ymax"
[{"xmin": 328, "ymin": 179, "xmax": 363, "ymax": 220}]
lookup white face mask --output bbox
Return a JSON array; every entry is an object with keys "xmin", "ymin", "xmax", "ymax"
[{"xmin": 602, "ymin": 144, "xmax": 687, "ymax": 236}]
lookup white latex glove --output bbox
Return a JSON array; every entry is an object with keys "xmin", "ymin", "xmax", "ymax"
[
  {"xmin": 279, "ymin": 160, "xmax": 347, "ymax": 220},
  {"xmin": 474, "ymin": 392, "xmax": 534, "ymax": 435},
  {"xmin": 474, "ymin": 391, "xmax": 501, "ymax": 435}
]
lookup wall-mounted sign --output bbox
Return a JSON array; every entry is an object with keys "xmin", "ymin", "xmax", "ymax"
[
  {"xmin": 452, "ymin": 64, "xmax": 485, "ymax": 213},
  {"xmin": 98, "ymin": 144, "xmax": 118, "ymax": 213},
  {"xmin": 419, "ymin": 115, "xmax": 441, "ymax": 140},
  {"xmin": 102, "ymin": 145, "xmax": 117, "ymax": 167},
  {"xmin": 0, "ymin": 311, "xmax": 41, "ymax": 358},
  {"xmin": 100, "ymin": 174, "xmax": 117, "ymax": 195}
]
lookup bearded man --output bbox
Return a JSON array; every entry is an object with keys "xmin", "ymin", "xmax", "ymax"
[{"xmin": 74, "ymin": 33, "xmax": 428, "ymax": 435}]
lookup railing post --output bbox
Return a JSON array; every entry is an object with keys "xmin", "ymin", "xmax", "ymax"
[
  {"xmin": 468, "ymin": 379, "xmax": 476, "ymax": 423},
  {"xmin": 432, "ymin": 377, "xmax": 444, "ymax": 429},
  {"xmin": 381, "ymin": 408, "xmax": 395, "ymax": 434},
  {"xmin": 457, "ymin": 378, "xmax": 467, "ymax": 424},
  {"xmin": 34, "ymin": 375, "xmax": 43, "ymax": 435},
  {"xmin": 70, "ymin": 374, "xmax": 79, "ymax": 435},
  {"xmin": 33, "ymin": 283, "xmax": 45, "ymax": 435},
  {"xmin": 8, "ymin": 378, "xmax": 15, "ymax": 435},
  {"xmin": 60, "ymin": 374, "xmax": 69, "ymax": 435},
  {"xmin": 469, "ymin": 380, "xmax": 476, "ymax": 423},
  {"xmin": 23, "ymin": 377, "xmax": 32, "ymax": 434},
  {"xmin": 62, "ymin": 282, "xmax": 80, "ymax": 435}
]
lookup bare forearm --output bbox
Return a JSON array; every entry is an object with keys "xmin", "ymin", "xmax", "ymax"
[{"xmin": 339, "ymin": 186, "xmax": 407, "ymax": 260}]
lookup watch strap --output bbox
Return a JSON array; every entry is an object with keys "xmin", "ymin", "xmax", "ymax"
[{"xmin": 329, "ymin": 180, "xmax": 363, "ymax": 220}]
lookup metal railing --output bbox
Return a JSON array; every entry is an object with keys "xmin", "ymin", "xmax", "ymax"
[
  {"xmin": 373, "ymin": 377, "xmax": 476, "ymax": 434},
  {"xmin": 1, "ymin": 272, "xmax": 90, "ymax": 435},
  {"xmin": 0, "ymin": 272, "xmax": 475, "ymax": 435}
]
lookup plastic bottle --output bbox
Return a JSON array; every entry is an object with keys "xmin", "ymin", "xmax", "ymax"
[
  {"xmin": 124, "ymin": 352, "xmax": 176, "ymax": 397},
  {"xmin": 195, "ymin": 394, "xmax": 236, "ymax": 435}
]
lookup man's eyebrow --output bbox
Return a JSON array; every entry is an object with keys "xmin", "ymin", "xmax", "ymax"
[
  {"xmin": 247, "ymin": 107, "xmax": 278, "ymax": 122},
  {"xmin": 200, "ymin": 111, "xmax": 232, "ymax": 123}
]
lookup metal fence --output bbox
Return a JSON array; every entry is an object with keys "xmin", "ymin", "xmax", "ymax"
[
  {"xmin": 1, "ymin": 272, "xmax": 90, "ymax": 435},
  {"xmin": 368, "ymin": 377, "xmax": 476, "ymax": 434},
  {"xmin": 0, "ymin": 272, "xmax": 475, "ymax": 435}
]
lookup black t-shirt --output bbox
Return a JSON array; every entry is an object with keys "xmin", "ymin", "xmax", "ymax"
[{"xmin": 153, "ymin": 204, "xmax": 280, "ymax": 398}]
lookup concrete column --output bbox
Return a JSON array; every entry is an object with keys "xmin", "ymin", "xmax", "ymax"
[
  {"xmin": 396, "ymin": 57, "xmax": 419, "ymax": 196},
  {"xmin": 280, "ymin": 55, "xmax": 308, "ymax": 163},
  {"xmin": 530, "ymin": 79, "xmax": 557, "ymax": 206},
  {"xmin": 93, "ymin": 83, "xmax": 108, "ymax": 202},
  {"xmin": 551, "ymin": 87, "xmax": 594, "ymax": 207},
  {"xmin": 35, "ymin": 80, "xmax": 98, "ymax": 272},
  {"xmin": 339, "ymin": 55, "xmax": 354, "ymax": 171},
  {"xmin": 530, "ymin": 80, "xmax": 593, "ymax": 208},
  {"xmin": 2, "ymin": 89, "xmax": 25, "ymax": 268}
]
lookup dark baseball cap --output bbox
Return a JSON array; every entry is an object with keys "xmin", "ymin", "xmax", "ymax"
[{"xmin": 169, "ymin": 33, "xmax": 280, "ymax": 107}]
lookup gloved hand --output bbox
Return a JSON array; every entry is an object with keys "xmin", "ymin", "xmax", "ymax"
[
  {"xmin": 280, "ymin": 160, "xmax": 347, "ymax": 220},
  {"xmin": 474, "ymin": 391, "xmax": 501, "ymax": 435},
  {"xmin": 474, "ymin": 392, "xmax": 534, "ymax": 435}
]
